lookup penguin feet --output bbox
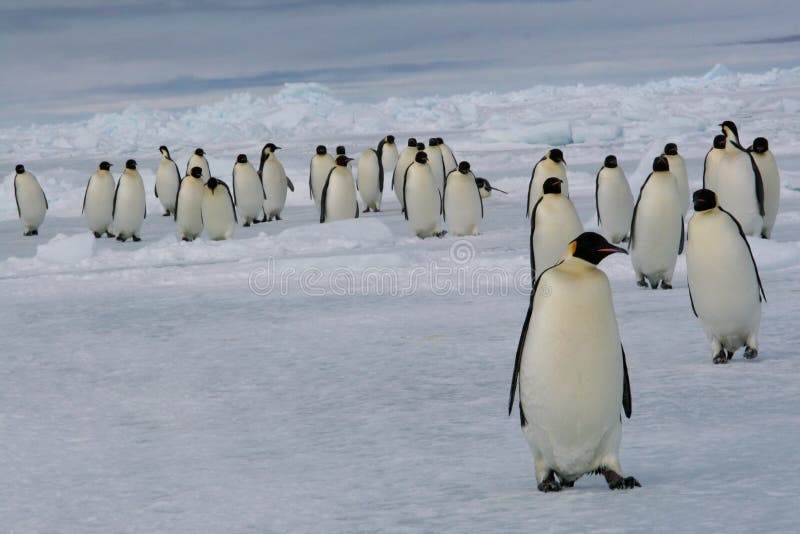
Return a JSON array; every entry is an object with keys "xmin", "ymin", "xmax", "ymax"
[
  {"xmin": 434, "ymin": 230, "xmax": 448, "ymax": 238},
  {"xmin": 604, "ymin": 470, "xmax": 641, "ymax": 490},
  {"xmin": 106, "ymin": 232, "xmax": 114, "ymax": 238},
  {"xmin": 243, "ymin": 222, "xmax": 251, "ymax": 227},
  {"xmin": 363, "ymin": 207, "xmax": 371, "ymax": 213},
  {"xmin": 275, "ymin": 215, "xmax": 282, "ymax": 221},
  {"xmin": 649, "ymin": 280, "xmax": 659, "ymax": 289},
  {"xmin": 660, "ymin": 281, "xmax": 673, "ymax": 290},
  {"xmin": 116, "ymin": 236, "xmax": 127, "ymax": 242},
  {"xmin": 713, "ymin": 351, "xmax": 729, "ymax": 364},
  {"xmin": 23, "ymin": 230, "xmax": 39, "ymax": 236},
  {"xmin": 162, "ymin": 212, "xmax": 170, "ymax": 217},
  {"xmin": 744, "ymin": 347, "xmax": 759, "ymax": 360},
  {"xmin": 636, "ymin": 279, "xmax": 648, "ymax": 288},
  {"xmin": 537, "ymin": 472, "xmax": 562, "ymax": 493},
  {"xmin": 132, "ymin": 236, "xmax": 141, "ymax": 242},
  {"xmin": 181, "ymin": 237, "xmax": 192, "ymax": 242},
  {"xmin": 558, "ymin": 477, "xmax": 575, "ymax": 488},
  {"xmin": 93, "ymin": 232, "xmax": 102, "ymax": 238}
]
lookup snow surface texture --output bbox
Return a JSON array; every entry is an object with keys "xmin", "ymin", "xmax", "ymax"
[{"xmin": 1, "ymin": 66, "xmax": 799, "ymax": 531}]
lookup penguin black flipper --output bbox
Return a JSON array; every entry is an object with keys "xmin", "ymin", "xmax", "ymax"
[
  {"xmin": 377, "ymin": 138, "xmax": 386, "ymax": 159},
  {"xmin": 354, "ymin": 202, "xmax": 360, "ymax": 219},
  {"xmin": 319, "ymin": 168, "xmax": 334, "ymax": 224},
  {"xmin": 747, "ymin": 153, "xmax": 765, "ymax": 217},
  {"xmin": 82, "ymin": 176, "xmax": 91, "ymax": 214},
  {"xmin": 112, "ymin": 177, "xmax": 122, "ymax": 219},
  {"xmin": 154, "ymin": 180, "xmax": 158, "ymax": 198},
  {"xmin": 376, "ymin": 149, "xmax": 384, "ymax": 193},
  {"xmin": 702, "ymin": 148, "xmax": 712, "ymax": 189},
  {"xmin": 478, "ymin": 186, "xmax": 484, "ymax": 219},
  {"xmin": 595, "ymin": 167, "xmax": 602, "ymax": 225},
  {"xmin": 173, "ymin": 177, "xmax": 184, "ymax": 221},
  {"xmin": 221, "ymin": 181, "xmax": 238, "ymax": 223},
  {"xmin": 628, "ymin": 172, "xmax": 653, "ymax": 250},
  {"xmin": 688, "ymin": 283, "xmax": 698, "ymax": 317},
  {"xmin": 402, "ymin": 165, "xmax": 413, "ymax": 221},
  {"xmin": 621, "ymin": 344, "xmax": 632, "ymax": 419},
  {"xmin": 286, "ymin": 177, "xmax": 295, "ymax": 192},
  {"xmin": 678, "ymin": 217, "xmax": 685, "ymax": 255},
  {"xmin": 308, "ymin": 159, "xmax": 314, "ymax": 200},
  {"xmin": 13, "ymin": 175, "xmax": 20, "ymax": 217},
  {"xmin": 526, "ymin": 165, "xmax": 537, "ymax": 218},
  {"xmin": 439, "ymin": 190, "xmax": 443, "ymax": 216},
  {"xmin": 719, "ymin": 207, "xmax": 767, "ymax": 302},
  {"xmin": 529, "ymin": 197, "xmax": 545, "ymax": 276}
]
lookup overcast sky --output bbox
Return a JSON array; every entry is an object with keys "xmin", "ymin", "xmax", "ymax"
[{"xmin": 1, "ymin": 0, "xmax": 798, "ymax": 125}]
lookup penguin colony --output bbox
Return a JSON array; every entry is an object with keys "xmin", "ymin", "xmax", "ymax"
[{"xmin": 11, "ymin": 120, "xmax": 780, "ymax": 493}]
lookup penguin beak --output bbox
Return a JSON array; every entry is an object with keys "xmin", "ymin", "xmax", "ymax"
[
  {"xmin": 492, "ymin": 187, "xmax": 508, "ymax": 194},
  {"xmin": 597, "ymin": 244, "xmax": 627, "ymax": 255}
]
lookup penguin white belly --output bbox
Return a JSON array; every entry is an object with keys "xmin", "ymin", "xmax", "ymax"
[
  {"xmin": 444, "ymin": 177, "xmax": 482, "ymax": 236},
  {"xmin": 155, "ymin": 161, "xmax": 180, "ymax": 213},
  {"xmin": 532, "ymin": 197, "xmax": 583, "ymax": 278},
  {"xmin": 84, "ymin": 174, "xmax": 115, "ymax": 234},
  {"xmin": 311, "ymin": 156, "xmax": 335, "ymax": 212},
  {"xmin": 177, "ymin": 182, "xmax": 204, "ymax": 239},
  {"xmin": 234, "ymin": 166, "xmax": 264, "ymax": 224},
  {"xmin": 752, "ymin": 152, "xmax": 780, "ymax": 238},
  {"xmin": 405, "ymin": 167, "xmax": 441, "ymax": 237},
  {"xmin": 665, "ymin": 155, "xmax": 689, "ymax": 216},
  {"xmin": 427, "ymin": 147, "xmax": 446, "ymax": 194},
  {"xmin": 631, "ymin": 179, "xmax": 681, "ymax": 283},
  {"xmin": 202, "ymin": 191, "xmax": 236, "ymax": 241},
  {"xmin": 520, "ymin": 267, "xmax": 623, "ymax": 479},
  {"xmin": 114, "ymin": 178, "xmax": 145, "ymax": 238},
  {"xmin": 393, "ymin": 150, "xmax": 416, "ymax": 206},
  {"xmin": 324, "ymin": 175, "xmax": 358, "ymax": 222},
  {"xmin": 357, "ymin": 150, "xmax": 382, "ymax": 211},
  {"xmin": 715, "ymin": 152, "xmax": 762, "ymax": 236},
  {"xmin": 529, "ymin": 161, "xmax": 568, "ymax": 217},
  {"xmin": 262, "ymin": 161, "xmax": 288, "ymax": 220},
  {"xmin": 597, "ymin": 171, "xmax": 634, "ymax": 243},
  {"xmin": 15, "ymin": 175, "xmax": 47, "ymax": 232}
]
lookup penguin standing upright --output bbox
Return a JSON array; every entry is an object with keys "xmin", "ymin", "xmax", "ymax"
[
  {"xmin": 527, "ymin": 149, "xmax": 568, "ymax": 218},
  {"xmin": 630, "ymin": 156, "xmax": 683, "ymax": 289},
  {"xmin": 749, "ymin": 137, "xmax": 780, "ymax": 239},
  {"xmin": 309, "ymin": 145, "xmax": 335, "ymax": 212},
  {"xmin": 232, "ymin": 154, "xmax": 265, "ymax": 226},
  {"xmin": 662, "ymin": 143, "xmax": 689, "ymax": 216},
  {"xmin": 530, "ymin": 177, "xmax": 583, "ymax": 279},
  {"xmin": 425, "ymin": 138, "xmax": 446, "ymax": 195},
  {"xmin": 112, "ymin": 159, "xmax": 146, "ymax": 242},
  {"xmin": 475, "ymin": 177, "xmax": 507, "ymax": 199},
  {"xmin": 403, "ymin": 151, "xmax": 444, "ymax": 238},
  {"xmin": 687, "ymin": 189, "xmax": 766, "ymax": 364},
  {"xmin": 703, "ymin": 134, "xmax": 726, "ymax": 192},
  {"xmin": 438, "ymin": 137, "xmax": 458, "ymax": 176},
  {"xmin": 13, "ymin": 164, "xmax": 48, "ymax": 236},
  {"xmin": 82, "ymin": 161, "xmax": 115, "ymax": 238},
  {"xmin": 443, "ymin": 161, "xmax": 482, "ymax": 236},
  {"xmin": 202, "ymin": 177, "xmax": 237, "ymax": 241},
  {"xmin": 509, "ymin": 232, "xmax": 638, "ymax": 492},
  {"xmin": 259, "ymin": 143, "xmax": 294, "ymax": 222},
  {"xmin": 393, "ymin": 137, "xmax": 419, "ymax": 207},
  {"xmin": 595, "ymin": 155, "xmax": 634, "ymax": 244},
  {"xmin": 155, "ymin": 146, "xmax": 181, "ymax": 216},
  {"xmin": 356, "ymin": 147, "xmax": 383, "ymax": 212},
  {"xmin": 175, "ymin": 166, "xmax": 205, "ymax": 241},
  {"xmin": 320, "ymin": 155, "xmax": 359, "ymax": 223},
  {"xmin": 186, "ymin": 148, "xmax": 211, "ymax": 183},
  {"xmin": 715, "ymin": 121, "xmax": 764, "ymax": 236},
  {"xmin": 377, "ymin": 135, "xmax": 398, "ymax": 178}
]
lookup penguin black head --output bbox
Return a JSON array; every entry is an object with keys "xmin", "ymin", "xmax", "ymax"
[
  {"xmin": 415, "ymin": 152, "xmax": 429, "ymax": 164},
  {"xmin": 720, "ymin": 120, "xmax": 739, "ymax": 140},
  {"xmin": 15, "ymin": 164, "xmax": 25, "ymax": 174},
  {"xmin": 407, "ymin": 138, "xmax": 417, "ymax": 147},
  {"xmin": 603, "ymin": 155, "xmax": 618, "ymax": 168},
  {"xmin": 428, "ymin": 138, "xmax": 439, "ymax": 146},
  {"xmin": 436, "ymin": 137, "xmax": 444, "ymax": 144},
  {"xmin": 207, "ymin": 177, "xmax": 220, "ymax": 190},
  {"xmin": 236, "ymin": 154, "xmax": 248, "ymax": 164},
  {"xmin": 416, "ymin": 142, "xmax": 425, "ymax": 151},
  {"xmin": 190, "ymin": 166, "xmax": 203, "ymax": 178},
  {"xmin": 99, "ymin": 161, "xmax": 112, "ymax": 171},
  {"xmin": 125, "ymin": 159, "xmax": 137, "ymax": 170},
  {"xmin": 458, "ymin": 161, "xmax": 470, "ymax": 174},
  {"xmin": 542, "ymin": 177, "xmax": 562, "ymax": 194},
  {"xmin": 664, "ymin": 143, "xmax": 678, "ymax": 156},
  {"xmin": 475, "ymin": 177, "xmax": 488, "ymax": 189},
  {"xmin": 713, "ymin": 134, "xmax": 726, "ymax": 149},
  {"xmin": 386, "ymin": 135, "xmax": 395, "ymax": 144},
  {"xmin": 751, "ymin": 137, "xmax": 769, "ymax": 154},
  {"xmin": 548, "ymin": 148, "xmax": 565, "ymax": 164},
  {"xmin": 159, "ymin": 145, "xmax": 171, "ymax": 158},
  {"xmin": 652, "ymin": 156, "xmax": 669, "ymax": 172},
  {"xmin": 264, "ymin": 143, "xmax": 281, "ymax": 152},
  {"xmin": 194, "ymin": 148, "xmax": 205, "ymax": 156},
  {"xmin": 336, "ymin": 145, "xmax": 346, "ymax": 155},
  {"xmin": 692, "ymin": 188, "xmax": 718, "ymax": 212},
  {"xmin": 315, "ymin": 145, "xmax": 327, "ymax": 156},
  {"xmin": 335, "ymin": 155, "xmax": 352, "ymax": 166},
  {"xmin": 569, "ymin": 231, "xmax": 628, "ymax": 265}
]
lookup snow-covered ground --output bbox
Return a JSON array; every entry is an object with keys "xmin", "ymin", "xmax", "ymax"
[{"xmin": 1, "ymin": 67, "xmax": 799, "ymax": 531}]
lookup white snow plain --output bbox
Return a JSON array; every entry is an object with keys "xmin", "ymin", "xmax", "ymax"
[{"xmin": 1, "ymin": 66, "xmax": 799, "ymax": 532}]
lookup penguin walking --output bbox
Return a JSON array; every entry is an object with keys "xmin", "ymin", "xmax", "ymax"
[
  {"xmin": 629, "ymin": 156, "xmax": 684, "ymax": 289},
  {"xmin": 202, "ymin": 177, "xmax": 237, "ymax": 241},
  {"xmin": 232, "ymin": 154, "xmax": 265, "ymax": 226},
  {"xmin": 443, "ymin": 161, "xmax": 482, "ymax": 236},
  {"xmin": 155, "ymin": 145, "xmax": 181, "ymax": 216},
  {"xmin": 175, "ymin": 166, "xmax": 205, "ymax": 241},
  {"xmin": 702, "ymin": 134, "xmax": 726, "ymax": 192},
  {"xmin": 749, "ymin": 137, "xmax": 780, "ymax": 239},
  {"xmin": 402, "ymin": 151, "xmax": 444, "ymax": 238},
  {"xmin": 13, "ymin": 164, "xmax": 48, "ymax": 236},
  {"xmin": 527, "ymin": 149, "xmax": 567, "ymax": 218},
  {"xmin": 687, "ymin": 189, "xmax": 766, "ymax": 364},
  {"xmin": 393, "ymin": 138, "xmax": 419, "ymax": 207},
  {"xmin": 112, "ymin": 159, "xmax": 146, "ymax": 242},
  {"xmin": 356, "ymin": 147, "xmax": 383, "ymax": 212},
  {"xmin": 425, "ymin": 138, "xmax": 446, "ymax": 195},
  {"xmin": 509, "ymin": 232, "xmax": 639, "ymax": 492},
  {"xmin": 476, "ymin": 177, "xmax": 508, "ymax": 199},
  {"xmin": 715, "ymin": 121, "xmax": 764, "ymax": 236},
  {"xmin": 377, "ymin": 135, "xmax": 398, "ymax": 178},
  {"xmin": 309, "ymin": 145, "xmax": 335, "ymax": 212},
  {"xmin": 438, "ymin": 137, "xmax": 458, "ymax": 176},
  {"xmin": 595, "ymin": 155, "xmax": 634, "ymax": 244},
  {"xmin": 530, "ymin": 177, "xmax": 583, "ymax": 279},
  {"xmin": 82, "ymin": 161, "xmax": 115, "ymax": 238},
  {"xmin": 186, "ymin": 148, "xmax": 211, "ymax": 183},
  {"xmin": 662, "ymin": 143, "xmax": 689, "ymax": 217},
  {"xmin": 259, "ymin": 143, "xmax": 293, "ymax": 222},
  {"xmin": 320, "ymin": 155, "xmax": 359, "ymax": 223}
]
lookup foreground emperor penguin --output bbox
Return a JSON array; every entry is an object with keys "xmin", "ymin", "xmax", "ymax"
[
  {"xmin": 687, "ymin": 189, "xmax": 766, "ymax": 364},
  {"xmin": 527, "ymin": 149, "xmax": 568, "ymax": 218},
  {"xmin": 155, "ymin": 146, "xmax": 181, "ymax": 216},
  {"xmin": 82, "ymin": 161, "xmax": 115, "ymax": 238},
  {"xmin": 530, "ymin": 177, "xmax": 583, "ymax": 280},
  {"xmin": 309, "ymin": 145, "xmax": 335, "ymax": 212},
  {"xmin": 13, "ymin": 164, "xmax": 48, "ymax": 236},
  {"xmin": 232, "ymin": 153, "xmax": 265, "ymax": 226},
  {"xmin": 392, "ymin": 137, "xmax": 418, "ymax": 207},
  {"xmin": 185, "ymin": 148, "xmax": 211, "ymax": 183},
  {"xmin": 259, "ymin": 143, "xmax": 294, "ymax": 222},
  {"xmin": 320, "ymin": 155, "xmax": 359, "ymax": 223},
  {"xmin": 595, "ymin": 155, "xmax": 634, "ymax": 244},
  {"xmin": 443, "ymin": 161, "xmax": 483, "ymax": 236},
  {"xmin": 630, "ymin": 156, "xmax": 684, "ymax": 289},
  {"xmin": 662, "ymin": 143, "xmax": 689, "ymax": 216},
  {"xmin": 202, "ymin": 177, "xmax": 237, "ymax": 241},
  {"xmin": 749, "ymin": 137, "xmax": 780, "ymax": 239},
  {"xmin": 113, "ymin": 159, "xmax": 146, "ymax": 241},
  {"xmin": 509, "ymin": 232, "xmax": 639, "ymax": 492},
  {"xmin": 175, "ymin": 166, "xmax": 205, "ymax": 241},
  {"xmin": 715, "ymin": 121, "xmax": 764, "ymax": 236},
  {"xmin": 356, "ymin": 147, "xmax": 383, "ymax": 212},
  {"xmin": 403, "ymin": 151, "xmax": 444, "ymax": 238},
  {"xmin": 702, "ymin": 134, "xmax": 726, "ymax": 192}
]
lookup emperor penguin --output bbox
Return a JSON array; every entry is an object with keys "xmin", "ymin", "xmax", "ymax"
[
  {"xmin": 629, "ymin": 156, "xmax": 684, "ymax": 289},
  {"xmin": 475, "ymin": 177, "xmax": 508, "ymax": 199},
  {"xmin": 530, "ymin": 177, "xmax": 583, "ymax": 280},
  {"xmin": 320, "ymin": 155, "xmax": 359, "ymax": 223},
  {"xmin": 175, "ymin": 166, "xmax": 205, "ymax": 241},
  {"xmin": 259, "ymin": 143, "xmax": 294, "ymax": 222},
  {"xmin": 155, "ymin": 145, "xmax": 181, "ymax": 216},
  {"xmin": 393, "ymin": 137, "xmax": 419, "ymax": 207},
  {"xmin": 112, "ymin": 159, "xmax": 146, "ymax": 242},
  {"xmin": 687, "ymin": 189, "xmax": 766, "ymax": 364},
  {"xmin": 702, "ymin": 134, "xmax": 726, "ymax": 192},
  {"xmin": 595, "ymin": 155, "xmax": 634, "ymax": 244},
  {"xmin": 356, "ymin": 147, "xmax": 383, "ymax": 212},
  {"xmin": 403, "ymin": 151, "xmax": 444, "ymax": 238},
  {"xmin": 425, "ymin": 138, "xmax": 446, "ymax": 195},
  {"xmin": 527, "ymin": 149, "xmax": 568, "ymax": 218},
  {"xmin": 232, "ymin": 154, "xmax": 265, "ymax": 226},
  {"xmin": 13, "ymin": 164, "xmax": 48, "ymax": 236},
  {"xmin": 509, "ymin": 232, "xmax": 639, "ymax": 492},
  {"xmin": 202, "ymin": 177, "xmax": 237, "ymax": 241},
  {"xmin": 715, "ymin": 121, "xmax": 764, "ymax": 236},
  {"xmin": 662, "ymin": 143, "xmax": 689, "ymax": 216},
  {"xmin": 186, "ymin": 148, "xmax": 211, "ymax": 183},
  {"xmin": 443, "ymin": 161, "xmax": 483, "ymax": 236},
  {"xmin": 82, "ymin": 161, "xmax": 115, "ymax": 238},
  {"xmin": 437, "ymin": 137, "xmax": 458, "ymax": 176},
  {"xmin": 749, "ymin": 137, "xmax": 780, "ymax": 239},
  {"xmin": 377, "ymin": 135, "xmax": 399, "ymax": 177},
  {"xmin": 309, "ymin": 145, "xmax": 335, "ymax": 212}
]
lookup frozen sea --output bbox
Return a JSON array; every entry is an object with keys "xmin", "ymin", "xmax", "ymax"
[{"xmin": 1, "ymin": 66, "xmax": 799, "ymax": 532}]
